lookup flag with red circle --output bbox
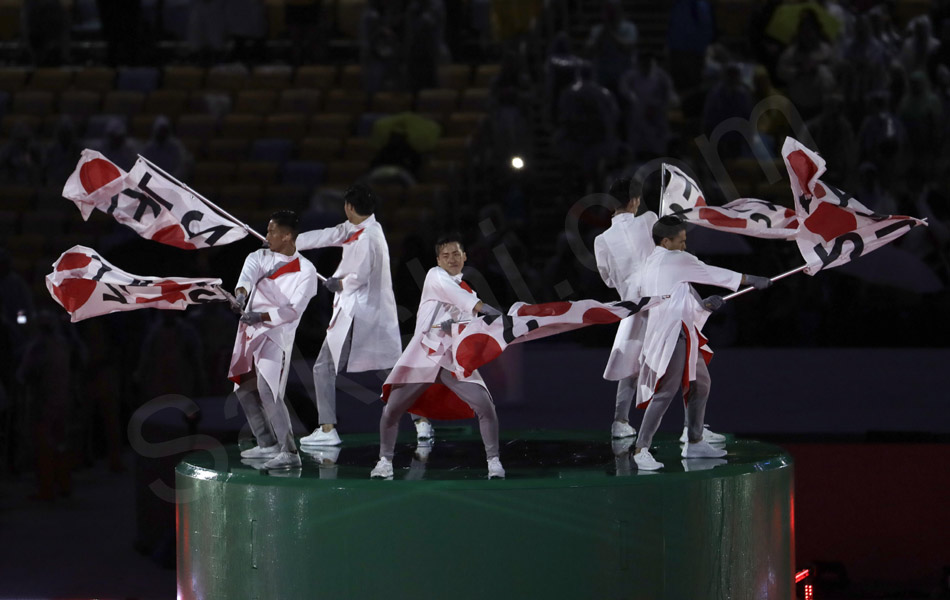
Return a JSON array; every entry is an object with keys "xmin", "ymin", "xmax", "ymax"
[
  {"xmin": 62, "ymin": 149, "xmax": 248, "ymax": 249},
  {"xmin": 444, "ymin": 297, "xmax": 666, "ymax": 380},
  {"xmin": 781, "ymin": 138, "xmax": 927, "ymax": 275},
  {"xmin": 660, "ymin": 163, "xmax": 799, "ymax": 239},
  {"xmin": 45, "ymin": 245, "xmax": 229, "ymax": 322}
]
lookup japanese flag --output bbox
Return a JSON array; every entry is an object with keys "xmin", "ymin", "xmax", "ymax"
[
  {"xmin": 781, "ymin": 138, "xmax": 927, "ymax": 274},
  {"xmin": 62, "ymin": 150, "xmax": 248, "ymax": 249},
  {"xmin": 46, "ymin": 246, "xmax": 229, "ymax": 322},
  {"xmin": 660, "ymin": 163, "xmax": 799, "ymax": 239}
]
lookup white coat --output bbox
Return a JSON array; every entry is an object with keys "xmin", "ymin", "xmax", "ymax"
[
  {"xmin": 593, "ymin": 210, "xmax": 658, "ymax": 380},
  {"xmin": 635, "ymin": 246, "xmax": 742, "ymax": 406},
  {"xmin": 382, "ymin": 266, "xmax": 487, "ymax": 420},
  {"xmin": 228, "ymin": 249, "xmax": 319, "ymax": 399},
  {"xmin": 296, "ymin": 214, "xmax": 402, "ymax": 373}
]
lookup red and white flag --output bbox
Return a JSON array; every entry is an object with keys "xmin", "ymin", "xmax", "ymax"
[
  {"xmin": 46, "ymin": 245, "xmax": 229, "ymax": 322},
  {"xmin": 660, "ymin": 163, "xmax": 799, "ymax": 239},
  {"xmin": 62, "ymin": 149, "xmax": 248, "ymax": 249},
  {"xmin": 781, "ymin": 138, "xmax": 927, "ymax": 274},
  {"xmin": 443, "ymin": 298, "xmax": 664, "ymax": 379}
]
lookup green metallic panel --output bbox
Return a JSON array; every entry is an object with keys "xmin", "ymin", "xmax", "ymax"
[{"xmin": 176, "ymin": 433, "xmax": 794, "ymax": 600}]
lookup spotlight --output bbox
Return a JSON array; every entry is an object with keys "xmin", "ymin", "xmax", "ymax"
[{"xmin": 510, "ymin": 156, "xmax": 525, "ymax": 170}]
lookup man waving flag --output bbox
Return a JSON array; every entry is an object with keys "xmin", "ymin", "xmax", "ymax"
[
  {"xmin": 660, "ymin": 163, "xmax": 799, "ymax": 239},
  {"xmin": 781, "ymin": 137, "xmax": 927, "ymax": 274},
  {"xmin": 62, "ymin": 149, "xmax": 249, "ymax": 249}
]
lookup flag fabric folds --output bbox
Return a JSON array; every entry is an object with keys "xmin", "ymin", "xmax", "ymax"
[
  {"xmin": 46, "ymin": 245, "xmax": 228, "ymax": 322},
  {"xmin": 444, "ymin": 298, "xmax": 664, "ymax": 380},
  {"xmin": 660, "ymin": 163, "xmax": 799, "ymax": 239},
  {"xmin": 62, "ymin": 149, "xmax": 248, "ymax": 249},
  {"xmin": 781, "ymin": 138, "xmax": 927, "ymax": 274}
]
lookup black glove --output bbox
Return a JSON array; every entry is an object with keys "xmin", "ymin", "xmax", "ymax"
[
  {"xmin": 702, "ymin": 295, "xmax": 725, "ymax": 312},
  {"xmin": 439, "ymin": 319, "xmax": 454, "ymax": 334},
  {"xmin": 478, "ymin": 304, "xmax": 503, "ymax": 317},
  {"xmin": 325, "ymin": 276, "xmax": 343, "ymax": 294},
  {"xmin": 744, "ymin": 274, "xmax": 772, "ymax": 290},
  {"xmin": 240, "ymin": 311, "xmax": 265, "ymax": 325}
]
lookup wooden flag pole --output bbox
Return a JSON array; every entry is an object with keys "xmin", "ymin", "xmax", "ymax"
[
  {"xmin": 136, "ymin": 154, "xmax": 267, "ymax": 244},
  {"xmin": 723, "ymin": 264, "xmax": 808, "ymax": 301}
]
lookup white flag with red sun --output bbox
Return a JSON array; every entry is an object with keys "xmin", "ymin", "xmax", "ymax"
[
  {"xmin": 444, "ymin": 298, "xmax": 665, "ymax": 380},
  {"xmin": 46, "ymin": 246, "xmax": 229, "ymax": 322},
  {"xmin": 62, "ymin": 149, "xmax": 248, "ymax": 249},
  {"xmin": 660, "ymin": 163, "xmax": 799, "ymax": 239},
  {"xmin": 781, "ymin": 138, "xmax": 927, "ymax": 274}
]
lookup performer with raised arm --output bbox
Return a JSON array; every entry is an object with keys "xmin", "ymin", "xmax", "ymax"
[
  {"xmin": 596, "ymin": 177, "xmax": 727, "ymax": 444},
  {"xmin": 594, "ymin": 176, "xmax": 657, "ymax": 439},
  {"xmin": 294, "ymin": 183, "xmax": 407, "ymax": 447},
  {"xmin": 371, "ymin": 234, "xmax": 505, "ymax": 479},
  {"xmin": 229, "ymin": 210, "xmax": 319, "ymax": 470},
  {"xmin": 632, "ymin": 216, "xmax": 771, "ymax": 471}
]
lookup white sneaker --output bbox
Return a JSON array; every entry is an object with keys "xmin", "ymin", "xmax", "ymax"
[
  {"xmin": 681, "ymin": 440, "xmax": 728, "ymax": 458},
  {"xmin": 633, "ymin": 449, "xmax": 664, "ymax": 471},
  {"xmin": 263, "ymin": 451, "xmax": 302, "ymax": 470},
  {"xmin": 240, "ymin": 444, "xmax": 279, "ymax": 459},
  {"xmin": 611, "ymin": 420, "xmax": 636, "ymax": 438},
  {"xmin": 415, "ymin": 420, "xmax": 434, "ymax": 441},
  {"xmin": 487, "ymin": 456, "xmax": 506, "ymax": 479},
  {"xmin": 300, "ymin": 427, "xmax": 342, "ymax": 446},
  {"xmin": 370, "ymin": 457, "xmax": 393, "ymax": 479},
  {"xmin": 414, "ymin": 445, "xmax": 432, "ymax": 461},
  {"xmin": 679, "ymin": 425, "xmax": 726, "ymax": 444}
]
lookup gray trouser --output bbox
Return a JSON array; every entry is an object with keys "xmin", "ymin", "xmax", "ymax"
[
  {"xmin": 635, "ymin": 333, "xmax": 710, "ymax": 450},
  {"xmin": 380, "ymin": 368, "xmax": 499, "ymax": 461},
  {"xmin": 312, "ymin": 327, "xmax": 353, "ymax": 425},
  {"xmin": 614, "ymin": 376, "xmax": 637, "ymax": 421},
  {"xmin": 236, "ymin": 373, "xmax": 297, "ymax": 453}
]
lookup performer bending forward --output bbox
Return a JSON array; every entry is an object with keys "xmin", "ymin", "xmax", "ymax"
[
  {"xmin": 295, "ymin": 184, "xmax": 405, "ymax": 447},
  {"xmin": 371, "ymin": 234, "xmax": 505, "ymax": 479},
  {"xmin": 229, "ymin": 211, "xmax": 319, "ymax": 470},
  {"xmin": 632, "ymin": 216, "xmax": 771, "ymax": 471}
]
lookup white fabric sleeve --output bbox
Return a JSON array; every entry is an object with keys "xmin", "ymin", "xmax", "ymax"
[
  {"xmin": 236, "ymin": 251, "xmax": 261, "ymax": 291},
  {"xmin": 680, "ymin": 253, "xmax": 743, "ymax": 291},
  {"xmin": 593, "ymin": 235, "xmax": 616, "ymax": 290},
  {"xmin": 432, "ymin": 272, "xmax": 480, "ymax": 315},
  {"xmin": 295, "ymin": 222, "xmax": 350, "ymax": 251}
]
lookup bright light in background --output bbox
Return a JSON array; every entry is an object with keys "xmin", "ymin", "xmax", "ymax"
[
  {"xmin": 795, "ymin": 569, "xmax": 810, "ymax": 583},
  {"xmin": 510, "ymin": 156, "xmax": 524, "ymax": 170}
]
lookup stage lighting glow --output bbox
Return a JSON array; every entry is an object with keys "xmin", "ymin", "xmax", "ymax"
[
  {"xmin": 795, "ymin": 569, "xmax": 810, "ymax": 583},
  {"xmin": 511, "ymin": 156, "xmax": 524, "ymax": 169}
]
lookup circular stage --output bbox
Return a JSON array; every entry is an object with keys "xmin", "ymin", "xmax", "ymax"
[{"xmin": 176, "ymin": 431, "xmax": 794, "ymax": 600}]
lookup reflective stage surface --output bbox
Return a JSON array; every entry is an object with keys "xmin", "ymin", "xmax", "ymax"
[{"xmin": 177, "ymin": 432, "xmax": 795, "ymax": 600}]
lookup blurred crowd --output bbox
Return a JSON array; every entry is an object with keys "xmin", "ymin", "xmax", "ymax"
[{"xmin": 1, "ymin": 0, "xmax": 949, "ymax": 500}]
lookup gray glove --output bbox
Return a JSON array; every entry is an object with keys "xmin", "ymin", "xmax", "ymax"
[
  {"xmin": 702, "ymin": 295, "xmax": 725, "ymax": 312},
  {"xmin": 439, "ymin": 319, "xmax": 454, "ymax": 334},
  {"xmin": 240, "ymin": 311, "xmax": 265, "ymax": 325},
  {"xmin": 235, "ymin": 290, "xmax": 247, "ymax": 308},
  {"xmin": 478, "ymin": 304, "xmax": 503, "ymax": 317},
  {"xmin": 744, "ymin": 274, "xmax": 772, "ymax": 290},
  {"xmin": 325, "ymin": 276, "xmax": 343, "ymax": 294},
  {"xmin": 229, "ymin": 290, "xmax": 247, "ymax": 315}
]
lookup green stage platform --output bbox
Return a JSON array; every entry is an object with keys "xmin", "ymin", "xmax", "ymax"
[{"xmin": 176, "ymin": 431, "xmax": 794, "ymax": 600}]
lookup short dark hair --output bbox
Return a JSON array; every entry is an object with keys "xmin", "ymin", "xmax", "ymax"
[
  {"xmin": 343, "ymin": 183, "xmax": 377, "ymax": 216},
  {"xmin": 270, "ymin": 210, "xmax": 299, "ymax": 238},
  {"xmin": 608, "ymin": 177, "xmax": 643, "ymax": 208},
  {"xmin": 652, "ymin": 215, "xmax": 686, "ymax": 245},
  {"xmin": 434, "ymin": 233, "xmax": 464, "ymax": 256}
]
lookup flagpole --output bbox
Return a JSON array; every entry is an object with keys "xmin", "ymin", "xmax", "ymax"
[
  {"xmin": 136, "ymin": 154, "xmax": 267, "ymax": 244},
  {"xmin": 723, "ymin": 264, "xmax": 808, "ymax": 301}
]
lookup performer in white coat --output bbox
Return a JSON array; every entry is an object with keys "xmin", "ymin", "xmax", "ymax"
[
  {"xmin": 229, "ymin": 211, "xmax": 320, "ymax": 470},
  {"xmin": 594, "ymin": 177, "xmax": 657, "ymax": 439},
  {"xmin": 370, "ymin": 234, "xmax": 505, "ymax": 480},
  {"xmin": 595, "ymin": 177, "xmax": 727, "ymax": 444},
  {"xmin": 632, "ymin": 216, "xmax": 771, "ymax": 471},
  {"xmin": 295, "ymin": 184, "xmax": 405, "ymax": 446}
]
